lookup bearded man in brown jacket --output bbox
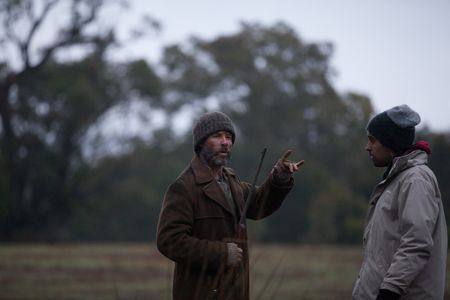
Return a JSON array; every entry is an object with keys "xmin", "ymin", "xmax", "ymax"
[{"xmin": 156, "ymin": 111, "xmax": 304, "ymax": 300}]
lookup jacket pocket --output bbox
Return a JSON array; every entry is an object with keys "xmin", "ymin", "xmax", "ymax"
[{"xmin": 193, "ymin": 215, "xmax": 230, "ymax": 239}]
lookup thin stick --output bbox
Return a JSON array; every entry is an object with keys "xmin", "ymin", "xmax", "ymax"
[{"xmin": 239, "ymin": 147, "xmax": 267, "ymax": 226}]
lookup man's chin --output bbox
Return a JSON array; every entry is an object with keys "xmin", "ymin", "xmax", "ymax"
[
  {"xmin": 213, "ymin": 158, "xmax": 229, "ymax": 167},
  {"xmin": 212, "ymin": 154, "xmax": 230, "ymax": 166}
]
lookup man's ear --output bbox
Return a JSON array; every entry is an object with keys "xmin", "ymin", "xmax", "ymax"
[{"xmin": 195, "ymin": 141, "xmax": 204, "ymax": 154}]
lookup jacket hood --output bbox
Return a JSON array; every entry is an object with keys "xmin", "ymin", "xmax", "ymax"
[{"xmin": 385, "ymin": 150, "xmax": 428, "ymax": 181}]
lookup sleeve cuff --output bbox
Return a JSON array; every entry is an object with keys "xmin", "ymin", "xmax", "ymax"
[{"xmin": 376, "ymin": 289, "xmax": 401, "ymax": 300}]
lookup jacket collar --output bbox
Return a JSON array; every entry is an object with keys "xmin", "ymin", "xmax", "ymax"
[
  {"xmin": 190, "ymin": 155, "xmax": 241, "ymax": 219},
  {"xmin": 384, "ymin": 149, "xmax": 428, "ymax": 181},
  {"xmin": 191, "ymin": 155, "xmax": 214, "ymax": 184},
  {"xmin": 369, "ymin": 150, "xmax": 428, "ymax": 207}
]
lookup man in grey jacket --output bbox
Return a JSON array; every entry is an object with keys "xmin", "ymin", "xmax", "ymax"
[{"xmin": 352, "ymin": 105, "xmax": 447, "ymax": 300}]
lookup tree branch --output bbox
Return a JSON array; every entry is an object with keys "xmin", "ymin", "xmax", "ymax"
[
  {"xmin": 23, "ymin": 0, "xmax": 59, "ymax": 69},
  {"xmin": 30, "ymin": 0, "xmax": 104, "ymax": 71}
]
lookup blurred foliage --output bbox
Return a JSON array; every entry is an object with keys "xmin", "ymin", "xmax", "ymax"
[{"xmin": 1, "ymin": 2, "xmax": 449, "ymax": 243}]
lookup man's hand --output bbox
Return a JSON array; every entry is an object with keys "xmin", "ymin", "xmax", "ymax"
[
  {"xmin": 227, "ymin": 242, "xmax": 243, "ymax": 267},
  {"xmin": 272, "ymin": 150, "xmax": 305, "ymax": 182}
]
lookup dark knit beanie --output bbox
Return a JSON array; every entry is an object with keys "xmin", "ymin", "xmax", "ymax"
[
  {"xmin": 367, "ymin": 104, "xmax": 421, "ymax": 154},
  {"xmin": 192, "ymin": 111, "xmax": 235, "ymax": 153}
]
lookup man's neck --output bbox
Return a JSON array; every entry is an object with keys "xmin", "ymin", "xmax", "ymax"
[{"xmin": 210, "ymin": 167, "xmax": 224, "ymax": 181}]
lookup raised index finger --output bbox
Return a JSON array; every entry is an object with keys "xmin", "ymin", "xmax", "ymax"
[
  {"xmin": 295, "ymin": 160, "xmax": 305, "ymax": 167},
  {"xmin": 281, "ymin": 149, "xmax": 293, "ymax": 162}
]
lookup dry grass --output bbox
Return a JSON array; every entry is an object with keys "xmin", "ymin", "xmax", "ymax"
[
  {"xmin": 0, "ymin": 243, "xmax": 448, "ymax": 300},
  {"xmin": 250, "ymin": 244, "xmax": 363, "ymax": 300}
]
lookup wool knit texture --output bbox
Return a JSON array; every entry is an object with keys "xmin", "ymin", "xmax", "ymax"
[
  {"xmin": 367, "ymin": 104, "xmax": 421, "ymax": 154},
  {"xmin": 192, "ymin": 111, "xmax": 235, "ymax": 152}
]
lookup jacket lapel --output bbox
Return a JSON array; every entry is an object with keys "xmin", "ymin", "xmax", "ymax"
[
  {"xmin": 225, "ymin": 168, "xmax": 245, "ymax": 220},
  {"xmin": 191, "ymin": 156, "xmax": 234, "ymax": 216}
]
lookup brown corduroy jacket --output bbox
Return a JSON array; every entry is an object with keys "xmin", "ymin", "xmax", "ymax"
[{"xmin": 156, "ymin": 155, "xmax": 293, "ymax": 300}]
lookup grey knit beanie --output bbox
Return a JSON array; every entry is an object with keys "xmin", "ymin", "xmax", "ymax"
[
  {"xmin": 192, "ymin": 111, "xmax": 235, "ymax": 153},
  {"xmin": 367, "ymin": 104, "xmax": 421, "ymax": 154}
]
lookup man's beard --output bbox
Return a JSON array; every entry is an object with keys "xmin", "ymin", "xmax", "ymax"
[{"xmin": 200, "ymin": 144, "xmax": 231, "ymax": 167}]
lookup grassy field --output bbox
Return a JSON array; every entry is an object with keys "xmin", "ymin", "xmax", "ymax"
[{"xmin": 0, "ymin": 243, "xmax": 448, "ymax": 300}]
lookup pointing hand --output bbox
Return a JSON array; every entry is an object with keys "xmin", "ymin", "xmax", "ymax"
[{"xmin": 272, "ymin": 149, "xmax": 305, "ymax": 182}]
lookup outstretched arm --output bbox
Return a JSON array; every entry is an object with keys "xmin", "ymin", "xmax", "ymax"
[{"xmin": 246, "ymin": 149, "xmax": 305, "ymax": 220}]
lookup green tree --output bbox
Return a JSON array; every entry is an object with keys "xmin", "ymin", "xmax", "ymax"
[
  {"xmin": 68, "ymin": 136, "xmax": 192, "ymax": 241},
  {"xmin": 0, "ymin": 0, "xmax": 161, "ymax": 240},
  {"xmin": 156, "ymin": 22, "xmax": 377, "ymax": 243}
]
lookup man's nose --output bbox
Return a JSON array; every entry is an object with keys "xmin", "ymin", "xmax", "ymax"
[
  {"xmin": 220, "ymin": 137, "xmax": 231, "ymax": 146},
  {"xmin": 222, "ymin": 140, "xmax": 230, "ymax": 146}
]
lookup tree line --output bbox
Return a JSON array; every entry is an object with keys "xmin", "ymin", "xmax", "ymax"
[{"xmin": 1, "ymin": 0, "xmax": 449, "ymax": 243}]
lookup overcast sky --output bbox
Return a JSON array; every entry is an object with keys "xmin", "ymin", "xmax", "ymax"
[{"xmin": 112, "ymin": 0, "xmax": 450, "ymax": 132}]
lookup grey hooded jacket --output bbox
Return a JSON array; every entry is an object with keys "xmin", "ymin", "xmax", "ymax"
[{"xmin": 352, "ymin": 150, "xmax": 447, "ymax": 299}]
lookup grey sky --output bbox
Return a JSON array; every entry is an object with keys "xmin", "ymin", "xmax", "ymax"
[{"xmin": 112, "ymin": 0, "xmax": 450, "ymax": 132}]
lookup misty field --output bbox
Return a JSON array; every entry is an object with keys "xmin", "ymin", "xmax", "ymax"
[{"xmin": 0, "ymin": 244, "xmax": 448, "ymax": 300}]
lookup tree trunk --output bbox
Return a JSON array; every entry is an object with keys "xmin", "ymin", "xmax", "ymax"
[{"xmin": 0, "ymin": 77, "xmax": 21, "ymax": 239}]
